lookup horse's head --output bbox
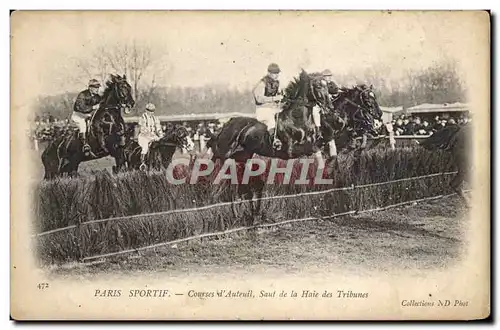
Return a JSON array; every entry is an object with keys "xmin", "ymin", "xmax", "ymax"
[
  {"xmin": 93, "ymin": 74, "xmax": 136, "ymax": 148},
  {"xmin": 356, "ymin": 84, "xmax": 382, "ymax": 122},
  {"xmin": 107, "ymin": 74, "xmax": 135, "ymax": 114},
  {"xmin": 336, "ymin": 84, "xmax": 382, "ymax": 133},
  {"xmin": 160, "ymin": 124, "xmax": 195, "ymax": 152}
]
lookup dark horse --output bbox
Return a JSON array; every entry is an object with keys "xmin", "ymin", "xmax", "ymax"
[
  {"xmin": 320, "ymin": 84, "xmax": 383, "ymax": 157},
  {"xmin": 42, "ymin": 74, "xmax": 135, "ymax": 179},
  {"xmin": 419, "ymin": 123, "xmax": 473, "ymax": 205},
  {"xmin": 209, "ymin": 70, "xmax": 331, "ymax": 167},
  {"xmin": 209, "ymin": 73, "xmax": 383, "ymax": 166},
  {"xmin": 123, "ymin": 124, "xmax": 195, "ymax": 171},
  {"xmin": 204, "ymin": 70, "xmax": 329, "ymax": 225},
  {"xmin": 205, "ymin": 71, "xmax": 383, "ymax": 224}
]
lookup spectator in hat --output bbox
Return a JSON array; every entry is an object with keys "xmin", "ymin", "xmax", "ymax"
[
  {"xmin": 447, "ymin": 118, "xmax": 457, "ymax": 126},
  {"xmin": 394, "ymin": 118, "xmax": 404, "ymax": 136}
]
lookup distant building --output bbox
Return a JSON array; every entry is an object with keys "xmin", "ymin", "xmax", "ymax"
[{"xmin": 406, "ymin": 102, "xmax": 470, "ymax": 121}]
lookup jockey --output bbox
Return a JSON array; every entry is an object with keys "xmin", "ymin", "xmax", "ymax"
[
  {"xmin": 310, "ymin": 69, "xmax": 339, "ymax": 140},
  {"xmin": 252, "ymin": 63, "xmax": 283, "ymax": 138},
  {"xmin": 319, "ymin": 69, "xmax": 345, "ymax": 137},
  {"xmin": 138, "ymin": 103, "xmax": 164, "ymax": 169},
  {"xmin": 72, "ymin": 79, "xmax": 102, "ymax": 154},
  {"xmin": 321, "ymin": 69, "xmax": 340, "ymax": 98}
]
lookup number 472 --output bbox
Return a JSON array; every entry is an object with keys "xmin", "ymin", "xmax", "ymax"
[{"xmin": 37, "ymin": 283, "xmax": 49, "ymax": 290}]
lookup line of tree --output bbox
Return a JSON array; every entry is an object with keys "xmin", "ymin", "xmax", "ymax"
[
  {"xmin": 33, "ymin": 40, "xmax": 467, "ymax": 121},
  {"xmin": 336, "ymin": 60, "xmax": 467, "ymax": 108}
]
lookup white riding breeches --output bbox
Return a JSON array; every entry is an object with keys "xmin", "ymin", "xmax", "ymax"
[
  {"xmin": 328, "ymin": 139, "xmax": 337, "ymax": 156},
  {"xmin": 312, "ymin": 106, "xmax": 321, "ymax": 128},
  {"xmin": 199, "ymin": 136, "xmax": 207, "ymax": 152},
  {"xmin": 256, "ymin": 105, "xmax": 280, "ymax": 130},
  {"xmin": 138, "ymin": 134, "xmax": 158, "ymax": 155},
  {"xmin": 71, "ymin": 112, "xmax": 91, "ymax": 133}
]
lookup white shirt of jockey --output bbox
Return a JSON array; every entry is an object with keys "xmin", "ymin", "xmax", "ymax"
[{"xmin": 139, "ymin": 112, "xmax": 162, "ymax": 138}]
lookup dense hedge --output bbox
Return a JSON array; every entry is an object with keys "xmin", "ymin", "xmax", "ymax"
[{"xmin": 33, "ymin": 146, "xmax": 455, "ymax": 264}]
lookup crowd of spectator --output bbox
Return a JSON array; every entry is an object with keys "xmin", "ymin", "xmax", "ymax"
[
  {"xmin": 28, "ymin": 117, "xmax": 75, "ymax": 142},
  {"xmin": 391, "ymin": 113, "xmax": 471, "ymax": 136},
  {"xmin": 27, "ymin": 116, "xmax": 226, "ymax": 154},
  {"xmin": 175, "ymin": 121, "xmax": 224, "ymax": 153},
  {"xmin": 28, "ymin": 112, "xmax": 472, "ymax": 152}
]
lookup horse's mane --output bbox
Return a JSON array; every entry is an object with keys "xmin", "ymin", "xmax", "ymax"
[
  {"xmin": 92, "ymin": 75, "xmax": 125, "ymax": 121},
  {"xmin": 282, "ymin": 71, "xmax": 322, "ymax": 111},
  {"xmin": 99, "ymin": 78, "xmax": 118, "ymax": 105},
  {"xmin": 90, "ymin": 75, "xmax": 128, "ymax": 132},
  {"xmin": 283, "ymin": 71, "xmax": 324, "ymax": 100},
  {"xmin": 283, "ymin": 77, "xmax": 301, "ymax": 101}
]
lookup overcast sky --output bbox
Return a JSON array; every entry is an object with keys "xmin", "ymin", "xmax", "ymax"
[{"xmin": 11, "ymin": 10, "xmax": 488, "ymax": 102}]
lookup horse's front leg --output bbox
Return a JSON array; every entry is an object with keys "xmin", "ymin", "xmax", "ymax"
[
  {"xmin": 360, "ymin": 133, "xmax": 368, "ymax": 149},
  {"xmin": 111, "ymin": 148, "xmax": 126, "ymax": 174},
  {"xmin": 69, "ymin": 161, "xmax": 82, "ymax": 178},
  {"xmin": 451, "ymin": 169, "xmax": 469, "ymax": 207}
]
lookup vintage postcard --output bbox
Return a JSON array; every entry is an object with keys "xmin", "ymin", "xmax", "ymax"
[{"xmin": 10, "ymin": 10, "xmax": 490, "ymax": 320}]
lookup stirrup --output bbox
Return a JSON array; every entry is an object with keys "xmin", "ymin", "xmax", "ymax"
[
  {"xmin": 139, "ymin": 162, "xmax": 147, "ymax": 171},
  {"xmin": 272, "ymin": 138, "xmax": 282, "ymax": 150},
  {"xmin": 82, "ymin": 143, "xmax": 91, "ymax": 154}
]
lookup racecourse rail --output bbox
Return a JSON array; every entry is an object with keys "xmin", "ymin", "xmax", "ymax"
[
  {"xmin": 33, "ymin": 171, "xmax": 462, "ymax": 263},
  {"xmin": 81, "ymin": 192, "xmax": 464, "ymax": 263}
]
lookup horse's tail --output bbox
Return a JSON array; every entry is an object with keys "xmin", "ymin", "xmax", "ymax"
[{"xmin": 41, "ymin": 138, "xmax": 63, "ymax": 180}]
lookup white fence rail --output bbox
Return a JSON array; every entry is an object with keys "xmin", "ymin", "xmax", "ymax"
[{"xmin": 81, "ymin": 192, "xmax": 462, "ymax": 263}]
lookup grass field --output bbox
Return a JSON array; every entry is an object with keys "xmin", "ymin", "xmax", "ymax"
[{"xmin": 46, "ymin": 195, "xmax": 468, "ymax": 278}]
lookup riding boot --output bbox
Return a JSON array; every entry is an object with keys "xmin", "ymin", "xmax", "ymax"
[
  {"xmin": 269, "ymin": 127, "xmax": 282, "ymax": 150},
  {"xmin": 268, "ymin": 127, "xmax": 275, "ymax": 138},
  {"xmin": 315, "ymin": 126, "xmax": 323, "ymax": 141},
  {"xmin": 140, "ymin": 154, "xmax": 147, "ymax": 170},
  {"xmin": 348, "ymin": 133, "xmax": 357, "ymax": 150},
  {"xmin": 79, "ymin": 132, "xmax": 91, "ymax": 155}
]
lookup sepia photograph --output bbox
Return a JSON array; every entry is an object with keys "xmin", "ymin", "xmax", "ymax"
[{"xmin": 10, "ymin": 10, "xmax": 490, "ymax": 320}]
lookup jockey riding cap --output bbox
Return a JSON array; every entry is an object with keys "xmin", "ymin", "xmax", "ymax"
[
  {"xmin": 267, "ymin": 63, "xmax": 281, "ymax": 74},
  {"xmin": 145, "ymin": 103, "xmax": 156, "ymax": 112},
  {"xmin": 88, "ymin": 79, "xmax": 101, "ymax": 88}
]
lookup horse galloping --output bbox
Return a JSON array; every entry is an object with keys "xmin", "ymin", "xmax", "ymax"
[
  {"xmin": 209, "ymin": 69, "xmax": 331, "ymax": 167},
  {"xmin": 41, "ymin": 74, "xmax": 135, "ymax": 179}
]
